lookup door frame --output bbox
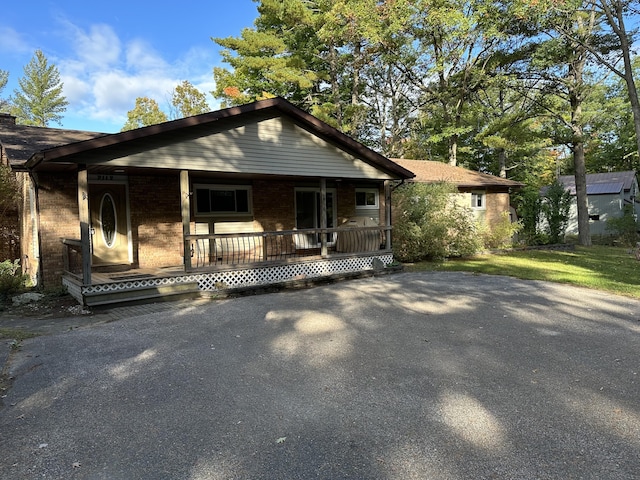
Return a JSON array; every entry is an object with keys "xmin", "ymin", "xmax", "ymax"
[{"xmin": 88, "ymin": 174, "xmax": 133, "ymax": 265}]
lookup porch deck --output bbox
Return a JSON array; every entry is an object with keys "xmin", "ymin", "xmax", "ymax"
[{"xmin": 62, "ymin": 226, "xmax": 395, "ymax": 306}]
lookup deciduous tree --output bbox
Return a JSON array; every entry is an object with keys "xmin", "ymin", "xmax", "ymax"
[
  {"xmin": 170, "ymin": 80, "xmax": 209, "ymax": 119},
  {"xmin": 121, "ymin": 97, "xmax": 168, "ymax": 131}
]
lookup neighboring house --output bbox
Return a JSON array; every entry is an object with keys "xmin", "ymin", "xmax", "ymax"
[
  {"xmin": 4, "ymin": 98, "xmax": 413, "ymax": 306},
  {"xmin": 392, "ymin": 159, "xmax": 523, "ymax": 229},
  {"xmin": 556, "ymin": 171, "xmax": 640, "ymax": 237}
]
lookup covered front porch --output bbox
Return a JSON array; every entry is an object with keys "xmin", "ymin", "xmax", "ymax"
[{"xmin": 61, "ymin": 225, "xmax": 395, "ymax": 306}]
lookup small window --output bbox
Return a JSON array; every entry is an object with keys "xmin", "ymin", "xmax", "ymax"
[
  {"xmin": 471, "ymin": 192, "xmax": 485, "ymax": 209},
  {"xmin": 195, "ymin": 185, "xmax": 252, "ymax": 216},
  {"xmin": 355, "ymin": 189, "xmax": 379, "ymax": 209},
  {"xmin": 589, "ymin": 214, "xmax": 600, "ymax": 221}
]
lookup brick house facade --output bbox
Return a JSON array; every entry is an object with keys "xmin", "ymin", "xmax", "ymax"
[{"xmin": 5, "ymin": 99, "xmax": 411, "ymax": 303}]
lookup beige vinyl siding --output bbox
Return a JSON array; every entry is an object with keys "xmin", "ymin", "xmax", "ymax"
[{"xmin": 98, "ymin": 117, "xmax": 393, "ymax": 180}]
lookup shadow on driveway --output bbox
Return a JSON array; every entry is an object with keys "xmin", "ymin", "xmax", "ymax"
[{"xmin": 1, "ymin": 272, "xmax": 639, "ymax": 479}]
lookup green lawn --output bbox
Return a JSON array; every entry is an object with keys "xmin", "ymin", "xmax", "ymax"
[{"xmin": 406, "ymin": 246, "xmax": 640, "ymax": 299}]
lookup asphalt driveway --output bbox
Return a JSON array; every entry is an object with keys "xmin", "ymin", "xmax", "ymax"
[{"xmin": 1, "ymin": 272, "xmax": 639, "ymax": 479}]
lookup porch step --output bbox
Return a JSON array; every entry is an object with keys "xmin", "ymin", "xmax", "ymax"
[{"xmin": 83, "ymin": 281, "xmax": 201, "ymax": 307}]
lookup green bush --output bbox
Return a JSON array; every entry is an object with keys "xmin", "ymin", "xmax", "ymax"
[
  {"xmin": 480, "ymin": 212, "xmax": 523, "ymax": 249},
  {"xmin": 393, "ymin": 182, "xmax": 482, "ymax": 261},
  {"xmin": 606, "ymin": 205, "xmax": 639, "ymax": 247},
  {"xmin": 513, "ymin": 186, "xmax": 544, "ymax": 245},
  {"xmin": 542, "ymin": 179, "xmax": 571, "ymax": 244},
  {"xmin": 0, "ymin": 259, "xmax": 29, "ymax": 301}
]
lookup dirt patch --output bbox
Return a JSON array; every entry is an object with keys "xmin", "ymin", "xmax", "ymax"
[{"xmin": 0, "ymin": 293, "xmax": 86, "ymax": 321}]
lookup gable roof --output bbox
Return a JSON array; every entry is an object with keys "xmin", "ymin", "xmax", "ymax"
[
  {"xmin": 0, "ymin": 114, "xmax": 106, "ymax": 167},
  {"xmin": 12, "ymin": 98, "xmax": 413, "ymax": 180},
  {"xmin": 392, "ymin": 159, "xmax": 523, "ymax": 189},
  {"xmin": 558, "ymin": 171, "xmax": 638, "ymax": 195}
]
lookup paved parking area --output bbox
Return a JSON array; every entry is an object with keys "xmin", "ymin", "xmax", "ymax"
[{"xmin": 1, "ymin": 272, "xmax": 639, "ymax": 479}]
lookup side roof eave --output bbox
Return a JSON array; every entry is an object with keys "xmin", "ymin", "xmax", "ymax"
[{"xmin": 25, "ymin": 97, "xmax": 414, "ymax": 180}]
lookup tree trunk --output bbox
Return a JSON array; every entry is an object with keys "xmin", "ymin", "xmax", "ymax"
[
  {"xmin": 614, "ymin": 3, "xmax": 640, "ymax": 160},
  {"xmin": 598, "ymin": 0, "xmax": 640, "ymax": 161},
  {"xmin": 448, "ymin": 135, "xmax": 458, "ymax": 166},
  {"xmin": 568, "ymin": 13, "xmax": 592, "ymax": 246},
  {"xmin": 570, "ymin": 70, "xmax": 591, "ymax": 246},
  {"xmin": 573, "ymin": 140, "xmax": 592, "ymax": 246},
  {"xmin": 498, "ymin": 148, "xmax": 507, "ymax": 178}
]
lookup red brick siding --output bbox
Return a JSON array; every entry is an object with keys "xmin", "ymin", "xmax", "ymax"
[
  {"xmin": 37, "ymin": 174, "xmax": 80, "ymax": 287},
  {"xmin": 485, "ymin": 192, "xmax": 511, "ymax": 230},
  {"xmin": 129, "ymin": 175, "xmax": 183, "ymax": 268},
  {"xmin": 252, "ymin": 180, "xmax": 295, "ymax": 230}
]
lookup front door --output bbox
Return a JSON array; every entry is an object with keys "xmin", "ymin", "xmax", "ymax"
[{"xmin": 90, "ymin": 184, "xmax": 130, "ymax": 265}]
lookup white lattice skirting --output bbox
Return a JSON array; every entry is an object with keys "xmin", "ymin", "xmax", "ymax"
[{"xmin": 79, "ymin": 254, "xmax": 393, "ymax": 295}]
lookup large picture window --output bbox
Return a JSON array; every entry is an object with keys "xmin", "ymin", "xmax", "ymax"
[{"xmin": 195, "ymin": 185, "xmax": 252, "ymax": 216}]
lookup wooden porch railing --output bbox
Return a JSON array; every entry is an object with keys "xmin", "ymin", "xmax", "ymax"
[
  {"xmin": 62, "ymin": 238, "xmax": 83, "ymax": 275},
  {"xmin": 185, "ymin": 226, "xmax": 391, "ymax": 270}
]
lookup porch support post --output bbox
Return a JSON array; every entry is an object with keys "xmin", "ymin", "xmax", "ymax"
[
  {"xmin": 384, "ymin": 180, "xmax": 392, "ymax": 250},
  {"xmin": 320, "ymin": 178, "xmax": 327, "ymax": 256},
  {"xmin": 180, "ymin": 170, "xmax": 192, "ymax": 271},
  {"xmin": 77, "ymin": 165, "xmax": 92, "ymax": 285}
]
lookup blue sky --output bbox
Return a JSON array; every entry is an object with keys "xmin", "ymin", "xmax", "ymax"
[{"xmin": 1, "ymin": 1, "xmax": 260, "ymax": 132}]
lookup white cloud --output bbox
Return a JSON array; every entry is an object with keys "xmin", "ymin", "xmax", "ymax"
[
  {"xmin": 60, "ymin": 74, "xmax": 91, "ymax": 105},
  {"xmin": 0, "ymin": 26, "xmax": 32, "ymax": 55},
  {"xmin": 50, "ymin": 19, "xmax": 219, "ymax": 129},
  {"xmin": 125, "ymin": 39, "xmax": 169, "ymax": 73},
  {"xmin": 91, "ymin": 70, "xmax": 178, "ymax": 121},
  {"xmin": 64, "ymin": 22, "xmax": 121, "ymax": 68}
]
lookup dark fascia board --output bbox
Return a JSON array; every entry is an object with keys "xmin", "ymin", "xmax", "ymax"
[{"xmin": 26, "ymin": 97, "xmax": 415, "ymax": 180}]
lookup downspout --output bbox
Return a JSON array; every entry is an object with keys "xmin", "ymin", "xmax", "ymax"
[{"xmin": 28, "ymin": 171, "xmax": 42, "ymax": 287}]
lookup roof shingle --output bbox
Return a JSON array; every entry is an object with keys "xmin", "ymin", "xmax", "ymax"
[{"xmin": 391, "ymin": 159, "xmax": 523, "ymax": 188}]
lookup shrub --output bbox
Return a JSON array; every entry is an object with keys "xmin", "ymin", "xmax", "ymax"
[
  {"xmin": 514, "ymin": 186, "xmax": 544, "ymax": 245},
  {"xmin": 542, "ymin": 179, "xmax": 571, "ymax": 244},
  {"xmin": 606, "ymin": 205, "xmax": 639, "ymax": 247},
  {"xmin": 481, "ymin": 212, "xmax": 523, "ymax": 249},
  {"xmin": 0, "ymin": 259, "xmax": 29, "ymax": 301},
  {"xmin": 393, "ymin": 182, "xmax": 482, "ymax": 261}
]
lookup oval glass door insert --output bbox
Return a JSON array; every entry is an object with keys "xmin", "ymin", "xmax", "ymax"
[{"xmin": 100, "ymin": 193, "xmax": 117, "ymax": 248}]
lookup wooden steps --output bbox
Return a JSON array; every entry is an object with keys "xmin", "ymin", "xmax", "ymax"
[{"xmin": 83, "ymin": 281, "xmax": 201, "ymax": 307}]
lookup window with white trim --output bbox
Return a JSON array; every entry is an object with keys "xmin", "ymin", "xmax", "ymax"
[
  {"xmin": 194, "ymin": 185, "xmax": 252, "ymax": 216},
  {"xmin": 471, "ymin": 191, "xmax": 485, "ymax": 209}
]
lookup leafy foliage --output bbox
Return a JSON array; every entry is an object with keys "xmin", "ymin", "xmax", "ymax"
[
  {"xmin": 479, "ymin": 212, "xmax": 522, "ymax": 249},
  {"xmin": 514, "ymin": 185, "xmax": 545, "ymax": 244},
  {"xmin": 0, "ymin": 69, "xmax": 10, "ymax": 112},
  {"xmin": 542, "ymin": 179, "xmax": 572, "ymax": 244},
  {"xmin": 0, "ymin": 163, "xmax": 19, "ymax": 217},
  {"xmin": 606, "ymin": 204, "xmax": 639, "ymax": 247},
  {"xmin": 121, "ymin": 97, "xmax": 168, "ymax": 131},
  {"xmin": 170, "ymin": 80, "xmax": 210, "ymax": 119},
  {"xmin": 11, "ymin": 50, "xmax": 68, "ymax": 126},
  {"xmin": 0, "ymin": 259, "xmax": 28, "ymax": 300},
  {"xmin": 392, "ymin": 182, "xmax": 481, "ymax": 261}
]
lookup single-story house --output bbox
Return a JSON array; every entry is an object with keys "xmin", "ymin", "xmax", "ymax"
[
  {"xmin": 4, "ymin": 98, "xmax": 413, "ymax": 306},
  {"xmin": 556, "ymin": 171, "xmax": 639, "ymax": 237},
  {"xmin": 391, "ymin": 159, "xmax": 523, "ymax": 229}
]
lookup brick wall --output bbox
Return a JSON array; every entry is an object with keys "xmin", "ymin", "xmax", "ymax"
[
  {"xmin": 252, "ymin": 180, "xmax": 295, "ymax": 230},
  {"xmin": 37, "ymin": 173, "xmax": 80, "ymax": 287},
  {"xmin": 485, "ymin": 191, "xmax": 511, "ymax": 229},
  {"xmin": 129, "ymin": 175, "xmax": 183, "ymax": 268}
]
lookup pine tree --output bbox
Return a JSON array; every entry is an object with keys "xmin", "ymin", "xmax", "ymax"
[{"xmin": 12, "ymin": 50, "xmax": 68, "ymax": 126}]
